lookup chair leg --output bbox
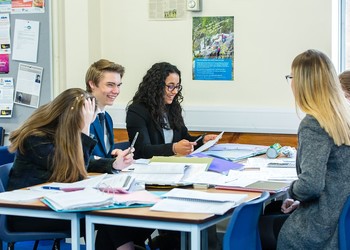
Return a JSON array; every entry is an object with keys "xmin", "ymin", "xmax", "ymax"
[
  {"xmin": 7, "ymin": 242, "xmax": 14, "ymax": 250},
  {"xmin": 33, "ymin": 240, "xmax": 39, "ymax": 250},
  {"xmin": 52, "ymin": 239, "xmax": 61, "ymax": 250}
]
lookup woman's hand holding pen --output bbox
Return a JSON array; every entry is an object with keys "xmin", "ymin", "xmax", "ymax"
[
  {"xmin": 173, "ymin": 139, "xmax": 196, "ymax": 155},
  {"xmin": 112, "ymin": 148, "xmax": 134, "ymax": 171}
]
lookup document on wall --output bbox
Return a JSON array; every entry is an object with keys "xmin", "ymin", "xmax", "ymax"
[
  {"xmin": 0, "ymin": 77, "xmax": 13, "ymax": 117},
  {"xmin": 0, "ymin": 13, "xmax": 10, "ymax": 54},
  {"xmin": 14, "ymin": 63, "xmax": 43, "ymax": 108},
  {"xmin": 12, "ymin": 19, "xmax": 40, "ymax": 62},
  {"xmin": 149, "ymin": 0, "xmax": 186, "ymax": 20}
]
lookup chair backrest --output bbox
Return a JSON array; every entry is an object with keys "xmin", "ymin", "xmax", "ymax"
[
  {"xmin": 0, "ymin": 146, "xmax": 15, "ymax": 166},
  {"xmin": 0, "ymin": 162, "xmax": 70, "ymax": 244},
  {"xmin": 114, "ymin": 141, "xmax": 131, "ymax": 151},
  {"xmin": 339, "ymin": 195, "xmax": 350, "ymax": 250},
  {"xmin": 0, "ymin": 162, "xmax": 13, "ymax": 192},
  {"xmin": 223, "ymin": 191, "xmax": 270, "ymax": 250}
]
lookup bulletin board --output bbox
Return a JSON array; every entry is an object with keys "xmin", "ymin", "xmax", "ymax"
[{"xmin": 0, "ymin": 0, "xmax": 52, "ymax": 142}]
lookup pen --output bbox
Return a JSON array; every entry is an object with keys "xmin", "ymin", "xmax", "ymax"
[
  {"xmin": 194, "ymin": 133, "xmax": 207, "ymax": 143},
  {"xmin": 42, "ymin": 186, "xmax": 60, "ymax": 190},
  {"xmin": 42, "ymin": 186, "xmax": 85, "ymax": 192},
  {"xmin": 225, "ymin": 178, "xmax": 238, "ymax": 183},
  {"xmin": 127, "ymin": 132, "xmax": 139, "ymax": 155}
]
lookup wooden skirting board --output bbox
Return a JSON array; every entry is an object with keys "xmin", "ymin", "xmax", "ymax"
[{"xmin": 113, "ymin": 129, "xmax": 298, "ymax": 148}]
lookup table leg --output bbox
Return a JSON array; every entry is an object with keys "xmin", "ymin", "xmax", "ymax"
[
  {"xmin": 70, "ymin": 214, "xmax": 81, "ymax": 250},
  {"xmin": 86, "ymin": 217, "xmax": 95, "ymax": 250}
]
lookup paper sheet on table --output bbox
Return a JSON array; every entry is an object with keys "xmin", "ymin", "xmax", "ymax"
[
  {"xmin": 191, "ymin": 131, "xmax": 224, "ymax": 154},
  {"xmin": 0, "ymin": 189, "xmax": 58, "ymax": 202}
]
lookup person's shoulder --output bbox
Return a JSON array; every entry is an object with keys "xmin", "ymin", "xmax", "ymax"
[
  {"xmin": 128, "ymin": 102, "xmax": 148, "ymax": 112},
  {"xmin": 299, "ymin": 114, "xmax": 326, "ymax": 136},
  {"xmin": 24, "ymin": 134, "xmax": 50, "ymax": 144},
  {"xmin": 300, "ymin": 114, "xmax": 319, "ymax": 128}
]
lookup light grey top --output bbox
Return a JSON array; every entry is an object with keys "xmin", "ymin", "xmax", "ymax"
[{"xmin": 277, "ymin": 115, "xmax": 350, "ymax": 249}]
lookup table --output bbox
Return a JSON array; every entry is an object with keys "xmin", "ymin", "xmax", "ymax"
[
  {"xmin": 85, "ymin": 190, "xmax": 261, "ymax": 250},
  {"xmin": 0, "ymin": 200, "xmax": 83, "ymax": 250}
]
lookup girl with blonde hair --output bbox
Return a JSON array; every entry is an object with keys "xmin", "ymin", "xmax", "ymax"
[{"xmin": 277, "ymin": 50, "xmax": 350, "ymax": 249}]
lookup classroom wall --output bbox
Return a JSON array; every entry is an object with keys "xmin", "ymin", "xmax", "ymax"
[{"xmin": 54, "ymin": 0, "xmax": 335, "ymax": 134}]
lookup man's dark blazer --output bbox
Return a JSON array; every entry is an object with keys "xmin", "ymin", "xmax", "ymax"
[{"xmin": 90, "ymin": 111, "xmax": 114, "ymax": 158}]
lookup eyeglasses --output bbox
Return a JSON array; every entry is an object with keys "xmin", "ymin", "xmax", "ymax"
[
  {"xmin": 285, "ymin": 75, "xmax": 293, "ymax": 84},
  {"xmin": 165, "ymin": 84, "xmax": 182, "ymax": 92}
]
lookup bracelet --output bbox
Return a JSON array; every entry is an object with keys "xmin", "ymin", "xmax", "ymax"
[{"xmin": 172, "ymin": 142, "xmax": 177, "ymax": 155}]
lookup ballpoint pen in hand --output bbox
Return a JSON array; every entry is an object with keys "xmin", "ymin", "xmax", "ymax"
[
  {"xmin": 127, "ymin": 132, "xmax": 139, "ymax": 155},
  {"xmin": 194, "ymin": 133, "xmax": 207, "ymax": 143}
]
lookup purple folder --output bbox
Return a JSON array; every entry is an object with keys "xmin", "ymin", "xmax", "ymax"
[{"xmin": 189, "ymin": 152, "xmax": 244, "ymax": 175}]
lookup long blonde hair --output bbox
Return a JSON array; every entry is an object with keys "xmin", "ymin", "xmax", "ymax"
[
  {"xmin": 292, "ymin": 49, "xmax": 350, "ymax": 146},
  {"xmin": 9, "ymin": 88, "xmax": 94, "ymax": 182}
]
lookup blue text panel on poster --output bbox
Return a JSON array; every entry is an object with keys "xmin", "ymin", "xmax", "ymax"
[{"xmin": 194, "ymin": 58, "xmax": 233, "ymax": 80}]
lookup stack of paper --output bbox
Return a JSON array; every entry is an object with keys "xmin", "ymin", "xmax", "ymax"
[
  {"xmin": 202, "ymin": 143, "xmax": 268, "ymax": 162},
  {"xmin": 150, "ymin": 188, "xmax": 247, "ymax": 215},
  {"xmin": 129, "ymin": 162, "xmax": 189, "ymax": 185},
  {"xmin": 41, "ymin": 188, "xmax": 161, "ymax": 212},
  {"xmin": 42, "ymin": 188, "xmax": 115, "ymax": 211},
  {"xmin": 34, "ymin": 173, "xmax": 136, "ymax": 193}
]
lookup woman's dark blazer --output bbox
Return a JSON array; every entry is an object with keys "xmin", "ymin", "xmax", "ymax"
[{"xmin": 126, "ymin": 103, "xmax": 201, "ymax": 159}]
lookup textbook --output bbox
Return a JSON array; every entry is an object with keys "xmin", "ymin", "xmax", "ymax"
[{"xmin": 150, "ymin": 188, "xmax": 247, "ymax": 215}]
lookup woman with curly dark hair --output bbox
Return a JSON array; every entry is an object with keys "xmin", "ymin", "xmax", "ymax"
[{"xmin": 126, "ymin": 62, "xmax": 217, "ymax": 159}]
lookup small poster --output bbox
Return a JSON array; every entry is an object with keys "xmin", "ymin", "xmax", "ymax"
[
  {"xmin": 0, "ymin": 13, "xmax": 11, "ymax": 54},
  {"xmin": 192, "ymin": 16, "xmax": 234, "ymax": 81},
  {"xmin": 11, "ymin": 0, "xmax": 45, "ymax": 14},
  {"xmin": 0, "ymin": 0, "xmax": 11, "ymax": 13},
  {"xmin": 14, "ymin": 63, "xmax": 43, "ymax": 108},
  {"xmin": 0, "ymin": 77, "xmax": 13, "ymax": 118},
  {"xmin": 0, "ymin": 54, "xmax": 9, "ymax": 73}
]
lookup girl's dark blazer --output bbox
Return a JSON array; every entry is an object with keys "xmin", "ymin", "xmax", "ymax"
[{"xmin": 126, "ymin": 103, "xmax": 202, "ymax": 159}]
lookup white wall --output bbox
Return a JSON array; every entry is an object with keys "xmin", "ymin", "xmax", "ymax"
[{"xmin": 56, "ymin": 0, "xmax": 334, "ymax": 134}]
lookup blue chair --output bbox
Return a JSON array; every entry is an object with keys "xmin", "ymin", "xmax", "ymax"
[
  {"xmin": 223, "ymin": 191, "xmax": 270, "ymax": 250},
  {"xmin": 0, "ymin": 146, "xmax": 15, "ymax": 166},
  {"xmin": 114, "ymin": 141, "xmax": 131, "ymax": 150},
  {"xmin": 339, "ymin": 195, "xmax": 350, "ymax": 250},
  {"xmin": 0, "ymin": 163, "xmax": 70, "ymax": 250}
]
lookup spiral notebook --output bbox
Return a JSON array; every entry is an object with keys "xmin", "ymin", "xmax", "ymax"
[{"xmin": 150, "ymin": 188, "xmax": 247, "ymax": 215}]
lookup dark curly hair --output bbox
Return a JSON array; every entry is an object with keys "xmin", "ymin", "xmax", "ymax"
[{"xmin": 128, "ymin": 62, "xmax": 185, "ymax": 130}]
